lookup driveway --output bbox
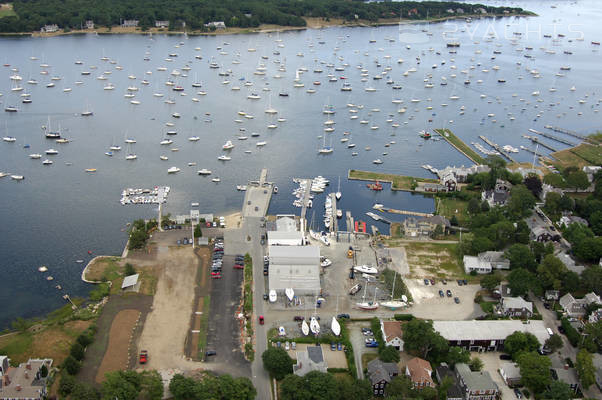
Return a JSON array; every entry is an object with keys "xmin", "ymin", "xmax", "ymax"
[{"xmin": 478, "ymin": 352, "xmax": 516, "ymax": 400}]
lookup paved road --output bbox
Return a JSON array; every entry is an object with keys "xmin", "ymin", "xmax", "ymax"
[{"xmin": 532, "ymin": 294, "xmax": 602, "ymax": 399}]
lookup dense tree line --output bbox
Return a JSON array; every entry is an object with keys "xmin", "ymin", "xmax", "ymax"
[{"xmin": 0, "ymin": 1, "xmax": 527, "ymax": 33}]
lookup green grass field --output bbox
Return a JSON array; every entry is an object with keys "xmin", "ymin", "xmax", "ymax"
[
  {"xmin": 436, "ymin": 197, "xmax": 469, "ymax": 225},
  {"xmin": 435, "ymin": 128, "xmax": 485, "ymax": 164},
  {"xmin": 0, "ymin": 6, "xmax": 16, "ymax": 19},
  {"xmin": 348, "ymin": 170, "xmax": 438, "ymax": 191}
]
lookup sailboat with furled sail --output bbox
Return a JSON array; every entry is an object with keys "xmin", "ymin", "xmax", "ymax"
[
  {"xmin": 380, "ymin": 271, "xmax": 407, "ymax": 310},
  {"xmin": 357, "ymin": 283, "xmax": 379, "ymax": 310}
]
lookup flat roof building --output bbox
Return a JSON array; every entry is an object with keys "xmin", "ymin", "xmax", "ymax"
[{"xmin": 268, "ymin": 245, "xmax": 320, "ymax": 294}]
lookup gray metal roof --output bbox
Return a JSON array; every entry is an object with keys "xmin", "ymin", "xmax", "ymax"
[
  {"xmin": 307, "ymin": 346, "xmax": 323, "ymax": 363},
  {"xmin": 121, "ymin": 273, "xmax": 139, "ymax": 289},
  {"xmin": 456, "ymin": 363, "xmax": 498, "ymax": 392},
  {"xmin": 433, "ymin": 320, "xmax": 549, "ymax": 344}
]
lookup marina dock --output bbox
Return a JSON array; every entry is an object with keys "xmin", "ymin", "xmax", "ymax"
[
  {"xmin": 299, "ymin": 179, "xmax": 313, "ymax": 225},
  {"xmin": 434, "ymin": 128, "xmax": 485, "ymax": 165},
  {"xmin": 544, "ymin": 125, "xmax": 587, "ymax": 141},
  {"xmin": 380, "ymin": 207, "xmax": 433, "ymax": 218},
  {"xmin": 242, "ymin": 168, "xmax": 273, "ymax": 218},
  {"xmin": 522, "ymin": 135, "xmax": 558, "ymax": 152},
  {"xmin": 346, "ymin": 211, "xmax": 354, "ymax": 233},
  {"xmin": 329, "ymin": 193, "xmax": 339, "ymax": 233},
  {"xmin": 366, "ymin": 211, "xmax": 392, "ymax": 224},
  {"xmin": 528, "ymin": 128, "xmax": 576, "ymax": 146},
  {"xmin": 479, "ymin": 136, "xmax": 517, "ymax": 163}
]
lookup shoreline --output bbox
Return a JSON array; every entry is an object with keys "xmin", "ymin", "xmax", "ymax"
[{"xmin": 0, "ymin": 12, "xmax": 532, "ymax": 39}]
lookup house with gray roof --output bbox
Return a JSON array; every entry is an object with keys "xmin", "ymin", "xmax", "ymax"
[
  {"xmin": 455, "ymin": 363, "xmax": 499, "ymax": 400},
  {"xmin": 435, "ymin": 363, "xmax": 463, "ymax": 400},
  {"xmin": 403, "ymin": 215, "xmax": 450, "ymax": 237},
  {"xmin": 559, "ymin": 292, "xmax": 601, "ymax": 318},
  {"xmin": 499, "ymin": 362, "xmax": 521, "ymax": 387},
  {"xmin": 293, "ymin": 346, "xmax": 327, "ymax": 377},
  {"xmin": 557, "ymin": 252, "xmax": 585, "ymax": 275},
  {"xmin": 367, "ymin": 359, "xmax": 398, "ymax": 397},
  {"xmin": 481, "ymin": 179, "xmax": 512, "ymax": 207},
  {"xmin": 463, "ymin": 251, "xmax": 509, "ymax": 275},
  {"xmin": 499, "ymin": 296, "xmax": 533, "ymax": 318}
]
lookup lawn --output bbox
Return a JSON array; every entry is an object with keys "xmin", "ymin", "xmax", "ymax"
[
  {"xmin": 390, "ymin": 223, "xmax": 402, "ymax": 238},
  {"xmin": 197, "ymin": 295, "xmax": 210, "ymax": 359},
  {"xmin": 552, "ymin": 143, "xmax": 602, "ymax": 170},
  {"xmin": 0, "ymin": 4, "xmax": 16, "ymax": 18},
  {"xmin": 434, "ymin": 128, "xmax": 485, "ymax": 164},
  {"xmin": 348, "ymin": 170, "xmax": 438, "ymax": 191},
  {"xmin": 436, "ymin": 196, "xmax": 469, "ymax": 225},
  {"xmin": 0, "ymin": 320, "xmax": 93, "ymax": 365},
  {"xmin": 403, "ymin": 242, "xmax": 465, "ymax": 278},
  {"xmin": 84, "ymin": 256, "xmax": 122, "ymax": 282}
]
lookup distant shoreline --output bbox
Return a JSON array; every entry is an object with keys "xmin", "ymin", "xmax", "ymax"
[{"xmin": 0, "ymin": 12, "xmax": 533, "ymax": 39}]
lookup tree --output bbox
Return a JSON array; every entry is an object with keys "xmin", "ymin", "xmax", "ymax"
[
  {"xmin": 385, "ymin": 375, "xmax": 414, "ymax": 398},
  {"xmin": 63, "ymin": 355, "xmax": 81, "ymax": 375},
  {"xmin": 467, "ymin": 198, "xmax": 481, "ymax": 214},
  {"xmin": 70, "ymin": 342, "xmax": 85, "ymax": 361},
  {"xmin": 469, "ymin": 357, "xmax": 483, "ymax": 372},
  {"xmin": 140, "ymin": 370, "xmax": 164, "ymax": 400},
  {"xmin": 508, "ymin": 185, "xmax": 536, "ymax": 218},
  {"xmin": 169, "ymin": 374, "xmax": 198, "ymax": 400},
  {"xmin": 531, "ymin": 240, "xmax": 554, "ymax": 263},
  {"xmin": 573, "ymin": 236, "xmax": 602, "ymax": 262},
  {"xmin": 194, "ymin": 224, "xmax": 202, "ymax": 238},
  {"xmin": 262, "ymin": 347, "xmax": 293, "ymax": 380},
  {"xmin": 507, "ymin": 268, "xmax": 535, "ymax": 297},
  {"xmin": 335, "ymin": 376, "xmax": 372, "ymax": 400},
  {"xmin": 562, "ymin": 270, "xmax": 580, "ymax": 294},
  {"xmin": 446, "ymin": 346, "xmax": 470, "ymax": 367},
  {"xmin": 379, "ymin": 345, "xmax": 400, "ymax": 363},
  {"xmin": 480, "ymin": 200, "xmax": 490, "ymax": 212},
  {"xmin": 504, "ymin": 244, "xmax": 537, "ymax": 271},
  {"xmin": 544, "ymin": 334, "xmax": 563, "ymax": 353},
  {"xmin": 279, "ymin": 374, "xmax": 309, "ymax": 400},
  {"xmin": 524, "ymin": 174, "xmax": 542, "ymax": 198},
  {"xmin": 542, "ymin": 381, "xmax": 573, "ymax": 400},
  {"xmin": 402, "ymin": 319, "xmax": 448, "ymax": 361},
  {"xmin": 102, "ymin": 371, "xmax": 140, "ymax": 400},
  {"xmin": 576, "ymin": 349, "xmax": 596, "ymax": 389},
  {"xmin": 517, "ymin": 351, "xmax": 552, "ymax": 394},
  {"xmin": 71, "ymin": 382, "xmax": 100, "ymax": 400},
  {"xmin": 59, "ymin": 374, "xmax": 77, "ymax": 396},
  {"xmin": 537, "ymin": 255, "xmax": 567, "ymax": 291},
  {"xmin": 450, "ymin": 215, "xmax": 459, "ymax": 226},
  {"xmin": 504, "ymin": 331, "xmax": 541, "ymax": 360},
  {"xmin": 433, "ymin": 224, "xmax": 444, "ymax": 238},
  {"xmin": 583, "ymin": 320, "xmax": 602, "ymax": 352},
  {"xmin": 420, "ymin": 386, "xmax": 438, "ymax": 400},
  {"xmin": 480, "ymin": 274, "xmax": 501, "ymax": 291},
  {"xmin": 564, "ymin": 168, "xmax": 590, "ymax": 189},
  {"xmin": 124, "ymin": 263, "xmax": 136, "ymax": 276},
  {"xmin": 39, "ymin": 364, "xmax": 48, "ymax": 378}
]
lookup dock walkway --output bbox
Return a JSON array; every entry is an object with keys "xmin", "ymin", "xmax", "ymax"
[
  {"xmin": 381, "ymin": 207, "xmax": 434, "ymax": 218},
  {"xmin": 479, "ymin": 136, "xmax": 517, "ymax": 163},
  {"xmin": 299, "ymin": 179, "xmax": 312, "ymax": 226},
  {"xmin": 529, "ymin": 128, "xmax": 576, "ymax": 146},
  {"xmin": 544, "ymin": 125, "xmax": 587, "ymax": 140},
  {"xmin": 329, "ymin": 193, "xmax": 339, "ymax": 233},
  {"xmin": 242, "ymin": 168, "xmax": 272, "ymax": 218}
]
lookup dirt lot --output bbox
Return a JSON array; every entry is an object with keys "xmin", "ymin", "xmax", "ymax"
[
  {"xmin": 136, "ymin": 237, "xmax": 202, "ymax": 371},
  {"xmin": 95, "ymin": 309, "xmax": 140, "ymax": 383},
  {"xmin": 405, "ymin": 279, "xmax": 483, "ymax": 320}
]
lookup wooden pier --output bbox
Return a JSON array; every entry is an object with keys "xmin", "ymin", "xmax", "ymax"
[
  {"xmin": 528, "ymin": 128, "xmax": 576, "ymax": 146},
  {"xmin": 329, "ymin": 193, "xmax": 339, "ymax": 233},
  {"xmin": 366, "ymin": 212, "xmax": 392, "ymax": 224},
  {"xmin": 479, "ymin": 135, "xmax": 517, "ymax": 163},
  {"xmin": 544, "ymin": 125, "xmax": 587, "ymax": 140},
  {"xmin": 299, "ymin": 179, "xmax": 313, "ymax": 226},
  {"xmin": 381, "ymin": 207, "xmax": 433, "ymax": 218},
  {"xmin": 346, "ymin": 211, "xmax": 354, "ymax": 233},
  {"xmin": 522, "ymin": 135, "xmax": 558, "ymax": 152}
]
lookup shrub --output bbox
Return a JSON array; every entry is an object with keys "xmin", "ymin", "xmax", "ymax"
[
  {"xmin": 39, "ymin": 364, "xmax": 48, "ymax": 378},
  {"xmin": 124, "ymin": 263, "xmax": 136, "ymax": 276},
  {"xmin": 63, "ymin": 356, "xmax": 81, "ymax": 375},
  {"xmin": 59, "ymin": 374, "xmax": 77, "ymax": 396},
  {"xmin": 70, "ymin": 343, "xmax": 85, "ymax": 361},
  {"xmin": 394, "ymin": 314, "xmax": 414, "ymax": 321},
  {"xmin": 77, "ymin": 333, "xmax": 93, "ymax": 347}
]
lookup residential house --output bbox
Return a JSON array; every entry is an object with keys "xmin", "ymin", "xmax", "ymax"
[
  {"xmin": 40, "ymin": 24, "xmax": 59, "ymax": 33},
  {"xmin": 205, "ymin": 21, "xmax": 226, "ymax": 29},
  {"xmin": 492, "ymin": 283, "xmax": 513, "ymax": 300},
  {"xmin": 455, "ymin": 363, "xmax": 499, "ymax": 400},
  {"xmin": 422, "ymin": 182, "xmax": 447, "ymax": 192},
  {"xmin": 85, "ymin": 20, "xmax": 94, "ymax": 29},
  {"xmin": 482, "ymin": 179, "xmax": 512, "ymax": 207},
  {"xmin": 559, "ymin": 292, "xmax": 602, "ymax": 318},
  {"xmin": 437, "ymin": 165, "xmax": 490, "ymax": 183},
  {"xmin": 545, "ymin": 290, "xmax": 560, "ymax": 301},
  {"xmin": 121, "ymin": 19, "xmax": 139, "ymax": 27},
  {"xmin": 405, "ymin": 357, "xmax": 434, "ymax": 389},
  {"xmin": 435, "ymin": 363, "xmax": 463, "ymax": 400},
  {"xmin": 499, "ymin": 362, "xmax": 521, "ymax": 387},
  {"xmin": 0, "ymin": 358, "xmax": 53, "ymax": 400},
  {"xmin": 589, "ymin": 309, "xmax": 602, "ymax": 323},
  {"xmin": 583, "ymin": 166, "xmax": 601, "ymax": 183},
  {"xmin": 463, "ymin": 251, "xmax": 509, "ymax": 275},
  {"xmin": 552, "ymin": 367, "xmax": 580, "ymax": 393},
  {"xmin": 403, "ymin": 215, "xmax": 450, "ymax": 237},
  {"xmin": 541, "ymin": 183, "xmax": 564, "ymax": 201},
  {"xmin": 559, "ymin": 215, "xmax": 589, "ymax": 228},
  {"xmin": 155, "ymin": 20, "xmax": 169, "ymax": 28},
  {"xmin": 441, "ymin": 172, "xmax": 458, "ymax": 192},
  {"xmin": 499, "ymin": 296, "xmax": 533, "ymax": 318},
  {"xmin": 456, "ymin": 8, "xmax": 465, "ymax": 13},
  {"xmin": 380, "ymin": 320, "xmax": 404, "ymax": 351},
  {"xmin": 557, "ymin": 252, "xmax": 585, "ymax": 275},
  {"xmin": 293, "ymin": 346, "xmax": 327, "ymax": 377},
  {"xmin": 367, "ymin": 359, "xmax": 398, "ymax": 396},
  {"xmin": 476, "ymin": 7, "xmax": 487, "ymax": 14}
]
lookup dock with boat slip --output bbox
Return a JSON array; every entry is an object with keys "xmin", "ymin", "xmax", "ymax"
[
  {"xmin": 522, "ymin": 135, "xmax": 558, "ymax": 152},
  {"xmin": 299, "ymin": 179, "xmax": 313, "ymax": 225},
  {"xmin": 328, "ymin": 193, "xmax": 339, "ymax": 233},
  {"xmin": 529, "ymin": 128, "xmax": 577, "ymax": 146},
  {"xmin": 479, "ymin": 136, "xmax": 517, "ymax": 163},
  {"xmin": 378, "ymin": 207, "xmax": 434, "ymax": 218},
  {"xmin": 544, "ymin": 125, "xmax": 587, "ymax": 141},
  {"xmin": 242, "ymin": 168, "xmax": 273, "ymax": 218}
]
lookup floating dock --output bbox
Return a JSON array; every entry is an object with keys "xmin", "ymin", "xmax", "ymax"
[
  {"xmin": 544, "ymin": 125, "xmax": 586, "ymax": 140},
  {"xmin": 522, "ymin": 135, "xmax": 558, "ymax": 152},
  {"xmin": 380, "ymin": 207, "xmax": 433, "ymax": 218},
  {"xmin": 366, "ymin": 212, "xmax": 392, "ymax": 224},
  {"xmin": 299, "ymin": 179, "xmax": 313, "ymax": 224},
  {"xmin": 346, "ymin": 211, "xmax": 354, "ymax": 233},
  {"xmin": 329, "ymin": 193, "xmax": 339, "ymax": 233},
  {"xmin": 528, "ymin": 128, "xmax": 576, "ymax": 146},
  {"xmin": 479, "ymin": 136, "xmax": 517, "ymax": 163}
]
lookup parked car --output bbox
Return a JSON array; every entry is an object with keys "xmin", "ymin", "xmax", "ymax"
[
  {"xmin": 337, "ymin": 342, "xmax": 343, "ymax": 351},
  {"xmin": 211, "ymin": 273, "xmax": 222, "ymax": 279},
  {"xmin": 424, "ymin": 279, "xmax": 430, "ymax": 285},
  {"xmin": 430, "ymin": 279, "xmax": 435, "ymax": 285},
  {"xmin": 446, "ymin": 290, "xmax": 452, "ymax": 297},
  {"xmin": 514, "ymin": 388, "xmax": 522, "ymax": 399},
  {"xmin": 330, "ymin": 342, "xmax": 336, "ymax": 351},
  {"xmin": 263, "ymin": 294, "xmax": 269, "ymax": 301},
  {"xmin": 558, "ymin": 325, "xmax": 566, "ymax": 334},
  {"xmin": 234, "ymin": 263, "xmax": 244, "ymax": 269},
  {"xmin": 457, "ymin": 279, "xmax": 463, "ymax": 286},
  {"xmin": 462, "ymin": 279, "xmax": 468, "ymax": 285},
  {"xmin": 365, "ymin": 341, "xmax": 379, "ymax": 348},
  {"xmin": 499, "ymin": 354, "xmax": 512, "ymax": 360},
  {"xmin": 442, "ymin": 279, "xmax": 447, "ymax": 285},
  {"xmin": 337, "ymin": 313, "xmax": 350, "ymax": 319},
  {"xmin": 454, "ymin": 297, "xmax": 460, "ymax": 304},
  {"xmin": 139, "ymin": 350, "xmax": 148, "ymax": 364},
  {"xmin": 285, "ymin": 342, "xmax": 290, "ymax": 351},
  {"xmin": 206, "ymin": 350, "xmax": 216, "ymax": 357},
  {"xmin": 291, "ymin": 342, "xmax": 296, "ymax": 350},
  {"xmin": 259, "ymin": 315, "xmax": 264, "ymax": 325},
  {"xmin": 439, "ymin": 290, "xmax": 445, "ymax": 297},
  {"xmin": 293, "ymin": 316, "xmax": 304, "ymax": 321}
]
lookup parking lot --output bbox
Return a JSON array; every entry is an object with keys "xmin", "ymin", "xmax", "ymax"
[{"xmin": 405, "ymin": 278, "xmax": 484, "ymax": 320}]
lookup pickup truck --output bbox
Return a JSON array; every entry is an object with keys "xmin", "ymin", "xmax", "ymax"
[{"xmin": 139, "ymin": 350, "xmax": 148, "ymax": 364}]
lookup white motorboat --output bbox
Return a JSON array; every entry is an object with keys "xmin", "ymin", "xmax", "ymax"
[
  {"xmin": 278, "ymin": 326, "xmax": 286, "ymax": 336},
  {"xmin": 256, "ymin": 141, "xmax": 267, "ymax": 147},
  {"xmin": 331, "ymin": 316, "xmax": 341, "ymax": 336},
  {"xmin": 269, "ymin": 289, "xmax": 277, "ymax": 303},
  {"xmin": 29, "ymin": 153, "xmax": 42, "ymax": 159},
  {"xmin": 217, "ymin": 155, "xmax": 231, "ymax": 161},
  {"xmin": 198, "ymin": 169, "xmax": 212, "ymax": 175},
  {"xmin": 167, "ymin": 166, "xmax": 180, "ymax": 174},
  {"xmin": 354, "ymin": 265, "xmax": 378, "ymax": 274},
  {"xmin": 301, "ymin": 319, "xmax": 310, "ymax": 336},
  {"xmin": 212, "ymin": 177, "xmax": 220, "ymax": 183},
  {"xmin": 42, "ymin": 159, "xmax": 53, "ymax": 165},
  {"xmin": 2, "ymin": 136, "xmax": 16, "ymax": 142},
  {"xmin": 285, "ymin": 288, "xmax": 294, "ymax": 302},
  {"xmin": 45, "ymin": 148, "xmax": 58, "ymax": 155},
  {"xmin": 160, "ymin": 139, "xmax": 173, "ymax": 145},
  {"xmin": 222, "ymin": 140, "xmax": 234, "ymax": 150},
  {"xmin": 160, "ymin": 155, "xmax": 168, "ymax": 161},
  {"xmin": 10, "ymin": 175, "xmax": 24, "ymax": 180},
  {"xmin": 310, "ymin": 316, "xmax": 320, "ymax": 334},
  {"xmin": 321, "ymin": 258, "xmax": 332, "ymax": 267}
]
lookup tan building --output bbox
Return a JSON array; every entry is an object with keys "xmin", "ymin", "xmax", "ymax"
[{"xmin": 0, "ymin": 357, "xmax": 53, "ymax": 400}]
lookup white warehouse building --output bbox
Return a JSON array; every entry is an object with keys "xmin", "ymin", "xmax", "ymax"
[{"xmin": 268, "ymin": 245, "xmax": 321, "ymax": 295}]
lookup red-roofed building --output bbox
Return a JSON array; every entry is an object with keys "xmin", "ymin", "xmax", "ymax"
[
  {"xmin": 406, "ymin": 357, "xmax": 434, "ymax": 389},
  {"xmin": 380, "ymin": 320, "xmax": 404, "ymax": 351}
]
